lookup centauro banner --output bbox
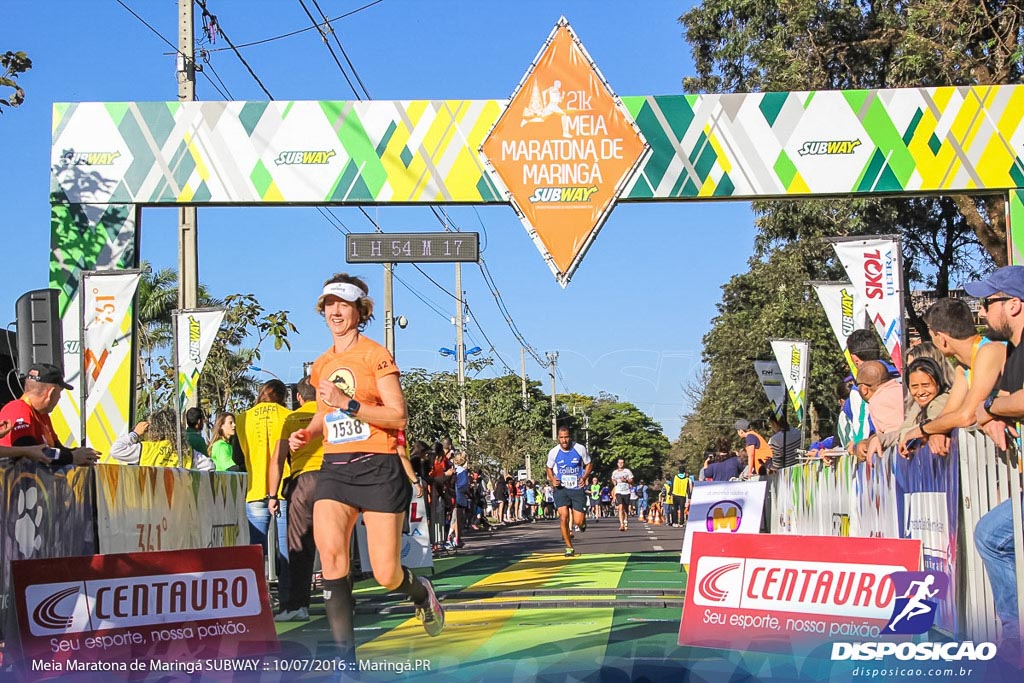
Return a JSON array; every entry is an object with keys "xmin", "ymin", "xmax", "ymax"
[
  {"xmin": 811, "ymin": 282, "xmax": 866, "ymax": 374},
  {"xmin": 80, "ymin": 270, "xmax": 141, "ymax": 451},
  {"xmin": 770, "ymin": 339, "xmax": 810, "ymax": 422},
  {"xmin": 832, "ymin": 237, "xmax": 904, "ymax": 373},
  {"xmin": 753, "ymin": 360, "xmax": 786, "ymax": 419},
  {"xmin": 174, "ymin": 308, "xmax": 225, "ymax": 411}
]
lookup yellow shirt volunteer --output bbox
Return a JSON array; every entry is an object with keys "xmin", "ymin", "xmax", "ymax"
[
  {"xmin": 284, "ymin": 401, "xmax": 324, "ymax": 476},
  {"xmin": 236, "ymin": 402, "xmax": 291, "ymax": 501}
]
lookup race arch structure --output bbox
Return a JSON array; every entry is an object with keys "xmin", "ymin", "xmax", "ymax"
[{"xmin": 48, "ymin": 36, "xmax": 1024, "ymax": 450}]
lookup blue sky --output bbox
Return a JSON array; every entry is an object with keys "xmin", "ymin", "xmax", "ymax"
[{"xmin": 2, "ymin": 0, "xmax": 759, "ymax": 440}]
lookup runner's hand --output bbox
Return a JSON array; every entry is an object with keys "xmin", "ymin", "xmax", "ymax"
[
  {"xmin": 289, "ymin": 428, "xmax": 309, "ymax": 452},
  {"xmin": 318, "ymin": 380, "xmax": 349, "ymax": 409}
]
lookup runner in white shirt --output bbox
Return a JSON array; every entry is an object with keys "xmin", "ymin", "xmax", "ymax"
[{"xmin": 610, "ymin": 458, "xmax": 634, "ymax": 531}]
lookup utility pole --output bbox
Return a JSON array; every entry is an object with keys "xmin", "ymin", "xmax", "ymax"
[
  {"xmin": 546, "ymin": 351, "xmax": 558, "ymax": 441},
  {"xmin": 455, "ymin": 263, "xmax": 467, "ymax": 448},
  {"xmin": 384, "ymin": 264, "xmax": 395, "ymax": 356},
  {"xmin": 177, "ymin": 0, "xmax": 199, "ymax": 409},
  {"xmin": 520, "ymin": 346, "xmax": 528, "ymax": 410}
]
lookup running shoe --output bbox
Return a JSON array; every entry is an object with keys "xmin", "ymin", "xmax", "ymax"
[
  {"xmin": 274, "ymin": 607, "xmax": 309, "ymax": 622},
  {"xmin": 415, "ymin": 577, "xmax": 445, "ymax": 637},
  {"xmin": 564, "ymin": 547, "xmax": 576, "ymax": 557},
  {"xmin": 579, "ymin": 520, "xmax": 587, "ymax": 533}
]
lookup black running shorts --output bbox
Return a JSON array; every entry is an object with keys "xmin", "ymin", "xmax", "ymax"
[{"xmin": 315, "ymin": 453, "xmax": 412, "ymax": 514}]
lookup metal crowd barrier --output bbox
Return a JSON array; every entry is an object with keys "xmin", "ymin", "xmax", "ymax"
[
  {"xmin": 768, "ymin": 428, "xmax": 1024, "ymax": 643},
  {"xmin": 957, "ymin": 428, "xmax": 1024, "ymax": 643}
]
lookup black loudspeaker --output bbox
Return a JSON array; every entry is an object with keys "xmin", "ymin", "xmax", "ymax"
[{"xmin": 15, "ymin": 289, "xmax": 63, "ymax": 377}]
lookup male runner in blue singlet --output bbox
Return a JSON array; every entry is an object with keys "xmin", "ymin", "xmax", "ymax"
[{"xmin": 546, "ymin": 426, "xmax": 592, "ymax": 557}]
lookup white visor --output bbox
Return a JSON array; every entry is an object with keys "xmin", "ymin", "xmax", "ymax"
[{"xmin": 319, "ymin": 282, "xmax": 366, "ymax": 304}]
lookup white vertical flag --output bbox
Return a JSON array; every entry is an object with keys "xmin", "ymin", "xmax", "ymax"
[
  {"xmin": 175, "ymin": 308, "xmax": 226, "ymax": 410},
  {"xmin": 770, "ymin": 340, "xmax": 809, "ymax": 422},
  {"xmin": 811, "ymin": 282, "xmax": 866, "ymax": 374},
  {"xmin": 831, "ymin": 238, "xmax": 904, "ymax": 373},
  {"xmin": 753, "ymin": 360, "xmax": 786, "ymax": 418},
  {"xmin": 81, "ymin": 270, "xmax": 141, "ymax": 449}
]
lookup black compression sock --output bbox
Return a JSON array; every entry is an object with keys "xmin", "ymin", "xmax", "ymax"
[
  {"xmin": 396, "ymin": 567, "xmax": 428, "ymax": 604},
  {"xmin": 322, "ymin": 576, "xmax": 356, "ymax": 650}
]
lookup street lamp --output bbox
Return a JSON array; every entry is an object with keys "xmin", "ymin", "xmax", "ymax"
[{"xmin": 249, "ymin": 365, "xmax": 281, "ymax": 380}]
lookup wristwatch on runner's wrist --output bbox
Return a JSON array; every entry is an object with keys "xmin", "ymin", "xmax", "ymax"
[{"xmin": 346, "ymin": 399, "xmax": 360, "ymax": 415}]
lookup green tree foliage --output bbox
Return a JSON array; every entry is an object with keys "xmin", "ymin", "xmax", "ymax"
[
  {"xmin": 674, "ymin": 1, "xmax": 1021, "ymax": 454},
  {"xmin": 680, "ymin": 0, "xmax": 1022, "ymax": 266},
  {"xmin": 401, "ymin": 371, "xmax": 669, "ymax": 484},
  {"xmin": 1, "ymin": 51, "xmax": 31, "ymax": 112},
  {"xmin": 135, "ymin": 263, "xmax": 297, "ymax": 418},
  {"xmin": 584, "ymin": 392, "xmax": 670, "ymax": 484}
]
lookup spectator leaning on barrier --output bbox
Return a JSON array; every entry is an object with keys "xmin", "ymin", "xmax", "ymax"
[
  {"xmin": 734, "ymin": 418, "xmax": 772, "ymax": 475},
  {"xmin": 896, "ymin": 358, "xmax": 952, "ymax": 458},
  {"xmin": 853, "ymin": 360, "xmax": 905, "ymax": 461},
  {"xmin": 961, "ymin": 265, "xmax": 1024, "ymax": 660},
  {"xmin": 901, "ymin": 297, "xmax": 1006, "ymax": 456},
  {"xmin": 0, "ymin": 363, "xmax": 99, "ymax": 468},
  {"xmin": 0, "ymin": 418, "xmax": 51, "ymax": 463},
  {"xmin": 108, "ymin": 413, "xmax": 214, "ymax": 470},
  {"xmin": 767, "ymin": 413, "xmax": 801, "ymax": 470},
  {"xmin": 184, "ymin": 407, "xmax": 209, "ymax": 459}
]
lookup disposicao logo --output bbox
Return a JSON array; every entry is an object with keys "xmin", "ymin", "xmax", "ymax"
[
  {"xmin": 798, "ymin": 139, "xmax": 861, "ymax": 156},
  {"xmin": 707, "ymin": 501, "xmax": 742, "ymax": 532},
  {"xmin": 274, "ymin": 150, "xmax": 337, "ymax": 165},
  {"xmin": 881, "ymin": 570, "xmax": 947, "ymax": 635}
]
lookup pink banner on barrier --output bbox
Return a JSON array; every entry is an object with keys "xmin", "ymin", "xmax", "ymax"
[
  {"xmin": 679, "ymin": 533, "xmax": 920, "ymax": 652},
  {"xmin": 11, "ymin": 545, "xmax": 277, "ymax": 677}
]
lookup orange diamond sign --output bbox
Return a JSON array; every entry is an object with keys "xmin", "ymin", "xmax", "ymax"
[{"xmin": 480, "ymin": 18, "xmax": 647, "ymax": 286}]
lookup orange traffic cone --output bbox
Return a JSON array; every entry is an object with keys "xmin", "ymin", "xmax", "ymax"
[{"xmin": 651, "ymin": 504, "xmax": 662, "ymax": 525}]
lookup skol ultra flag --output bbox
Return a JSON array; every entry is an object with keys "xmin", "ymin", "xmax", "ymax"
[{"xmin": 832, "ymin": 238, "xmax": 903, "ymax": 373}]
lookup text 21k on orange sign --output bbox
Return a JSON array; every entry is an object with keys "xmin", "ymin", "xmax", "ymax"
[{"xmin": 481, "ymin": 18, "xmax": 647, "ymax": 286}]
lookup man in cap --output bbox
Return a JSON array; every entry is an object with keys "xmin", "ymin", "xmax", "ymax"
[
  {"xmin": 0, "ymin": 363, "xmax": 99, "ymax": 467},
  {"xmin": 963, "ymin": 266, "xmax": 1024, "ymax": 660}
]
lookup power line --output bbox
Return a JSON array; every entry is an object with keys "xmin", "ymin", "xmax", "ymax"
[
  {"xmin": 114, "ymin": 0, "xmax": 228, "ymax": 100},
  {"xmin": 195, "ymin": 0, "xmax": 275, "ymax": 99},
  {"xmin": 309, "ymin": 0, "xmax": 372, "ymax": 99},
  {"xmin": 204, "ymin": 0, "xmax": 385, "ymax": 53},
  {"xmin": 296, "ymin": 0, "xmax": 362, "ymax": 100}
]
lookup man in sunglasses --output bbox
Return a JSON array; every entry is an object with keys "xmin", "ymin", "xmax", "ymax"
[
  {"xmin": 962, "ymin": 265, "xmax": 1024, "ymax": 662},
  {"xmin": 898, "ymin": 297, "xmax": 1005, "ymax": 456}
]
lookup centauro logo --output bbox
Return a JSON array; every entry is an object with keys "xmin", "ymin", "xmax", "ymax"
[
  {"xmin": 25, "ymin": 570, "xmax": 261, "ymax": 636},
  {"xmin": 61, "ymin": 150, "xmax": 122, "ymax": 166},
  {"xmin": 528, "ymin": 186, "xmax": 599, "ymax": 203},
  {"xmin": 798, "ymin": 139, "xmax": 862, "ymax": 156},
  {"xmin": 274, "ymin": 150, "xmax": 337, "ymax": 165}
]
